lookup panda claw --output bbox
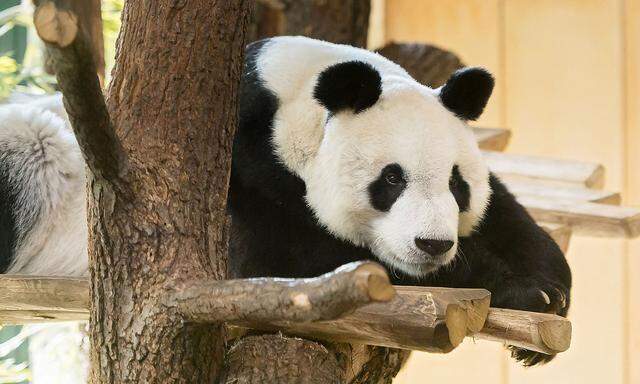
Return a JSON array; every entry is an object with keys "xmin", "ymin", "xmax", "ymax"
[{"xmin": 539, "ymin": 290, "xmax": 551, "ymax": 305}]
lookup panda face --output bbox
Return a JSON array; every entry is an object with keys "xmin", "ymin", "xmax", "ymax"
[
  {"xmin": 304, "ymin": 82, "xmax": 490, "ymax": 276},
  {"xmin": 260, "ymin": 40, "xmax": 494, "ymax": 277}
]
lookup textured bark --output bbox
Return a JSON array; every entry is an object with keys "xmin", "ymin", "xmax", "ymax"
[
  {"xmin": 39, "ymin": 0, "xmax": 105, "ymax": 83},
  {"xmin": 250, "ymin": 0, "xmax": 371, "ymax": 47},
  {"xmin": 35, "ymin": 1, "xmax": 123, "ymax": 181},
  {"xmin": 376, "ymin": 42, "xmax": 464, "ymax": 88}
]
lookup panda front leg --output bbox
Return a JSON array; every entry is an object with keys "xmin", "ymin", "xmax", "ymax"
[{"xmin": 456, "ymin": 174, "xmax": 572, "ymax": 365}]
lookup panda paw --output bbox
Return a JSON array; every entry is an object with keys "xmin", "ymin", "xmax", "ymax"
[
  {"xmin": 492, "ymin": 277, "xmax": 569, "ymax": 366},
  {"xmin": 492, "ymin": 277, "xmax": 569, "ymax": 316}
]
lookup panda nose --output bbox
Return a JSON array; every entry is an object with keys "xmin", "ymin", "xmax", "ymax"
[{"xmin": 414, "ymin": 238, "xmax": 454, "ymax": 256}]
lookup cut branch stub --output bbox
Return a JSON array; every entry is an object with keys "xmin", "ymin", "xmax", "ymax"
[
  {"xmin": 172, "ymin": 261, "xmax": 396, "ymax": 324},
  {"xmin": 34, "ymin": 1, "xmax": 78, "ymax": 47}
]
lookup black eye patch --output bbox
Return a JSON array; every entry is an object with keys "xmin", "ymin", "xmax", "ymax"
[
  {"xmin": 368, "ymin": 163, "xmax": 406, "ymax": 212},
  {"xmin": 449, "ymin": 165, "xmax": 470, "ymax": 212}
]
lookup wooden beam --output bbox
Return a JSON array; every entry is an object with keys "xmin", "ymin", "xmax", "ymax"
[
  {"xmin": 476, "ymin": 308, "xmax": 571, "ymax": 355},
  {"xmin": 505, "ymin": 179, "xmax": 621, "ymax": 205},
  {"xmin": 540, "ymin": 223, "xmax": 573, "ymax": 253},
  {"xmin": 473, "ymin": 127, "xmax": 511, "ymax": 151},
  {"xmin": 521, "ymin": 196, "xmax": 640, "ymax": 238},
  {"xmin": 0, "ymin": 276, "xmax": 570, "ymax": 356},
  {"xmin": 484, "ymin": 151, "xmax": 605, "ymax": 189}
]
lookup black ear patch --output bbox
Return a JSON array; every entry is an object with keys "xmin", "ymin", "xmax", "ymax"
[
  {"xmin": 313, "ymin": 61, "xmax": 382, "ymax": 114},
  {"xmin": 440, "ymin": 67, "xmax": 494, "ymax": 121}
]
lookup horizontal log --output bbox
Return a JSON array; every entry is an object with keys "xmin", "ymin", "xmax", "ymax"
[
  {"xmin": 521, "ymin": 195, "xmax": 640, "ymax": 238},
  {"xmin": 476, "ymin": 308, "xmax": 571, "ymax": 355},
  {"xmin": 229, "ymin": 286, "xmax": 491, "ymax": 353},
  {"xmin": 0, "ymin": 275, "xmax": 89, "ymax": 312},
  {"xmin": 540, "ymin": 223, "xmax": 573, "ymax": 253},
  {"xmin": 0, "ymin": 276, "xmax": 571, "ymax": 356},
  {"xmin": 473, "ymin": 127, "xmax": 511, "ymax": 151},
  {"xmin": 172, "ymin": 261, "xmax": 396, "ymax": 323},
  {"xmin": 484, "ymin": 151, "xmax": 605, "ymax": 189},
  {"xmin": 506, "ymin": 179, "xmax": 621, "ymax": 205}
]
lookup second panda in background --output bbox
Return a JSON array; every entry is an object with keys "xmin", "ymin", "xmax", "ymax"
[{"xmin": 229, "ymin": 36, "xmax": 571, "ymax": 366}]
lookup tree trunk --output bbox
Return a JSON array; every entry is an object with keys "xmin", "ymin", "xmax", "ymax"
[
  {"xmin": 250, "ymin": 0, "xmax": 371, "ymax": 47},
  {"xmin": 87, "ymin": 1, "xmax": 252, "ymax": 382}
]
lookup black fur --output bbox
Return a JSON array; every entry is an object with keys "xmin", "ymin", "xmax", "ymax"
[
  {"xmin": 440, "ymin": 67, "xmax": 494, "ymax": 121},
  {"xmin": 313, "ymin": 61, "xmax": 382, "ymax": 114},
  {"xmin": 368, "ymin": 163, "xmax": 406, "ymax": 212},
  {"xmin": 449, "ymin": 165, "xmax": 470, "ymax": 212},
  {"xmin": 229, "ymin": 40, "xmax": 570, "ymax": 366},
  {"xmin": 0, "ymin": 156, "xmax": 16, "ymax": 273}
]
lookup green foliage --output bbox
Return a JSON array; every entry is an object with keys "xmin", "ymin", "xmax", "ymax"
[{"xmin": 102, "ymin": 0, "xmax": 124, "ymax": 79}]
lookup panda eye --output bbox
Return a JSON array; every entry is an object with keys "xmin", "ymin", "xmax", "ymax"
[{"xmin": 385, "ymin": 172, "xmax": 402, "ymax": 185}]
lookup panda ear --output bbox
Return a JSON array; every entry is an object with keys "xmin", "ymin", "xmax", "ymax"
[
  {"xmin": 439, "ymin": 67, "xmax": 494, "ymax": 121},
  {"xmin": 313, "ymin": 61, "xmax": 382, "ymax": 114}
]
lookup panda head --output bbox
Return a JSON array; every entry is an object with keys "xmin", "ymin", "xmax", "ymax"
[{"xmin": 280, "ymin": 60, "xmax": 494, "ymax": 277}]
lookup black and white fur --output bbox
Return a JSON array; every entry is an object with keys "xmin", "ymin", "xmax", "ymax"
[
  {"xmin": 229, "ymin": 37, "xmax": 571, "ymax": 365},
  {"xmin": 0, "ymin": 94, "xmax": 87, "ymax": 276},
  {"xmin": 0, "ymin": 37, "xmax": 571, "ymax": 365}
]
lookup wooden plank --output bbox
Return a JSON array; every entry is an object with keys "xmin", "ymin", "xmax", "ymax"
[
  {"xmin": 540, "ymin": 222, "xmax": 573, "ymax": 253},
  {"xmin": 484, "ymin": 151, "xmax": 605, "ymax": 188},
  {"xmin": 505, "ymin": 179, "xmax": 621, "ymax": 205},
  {"xmin": 520, "ymin": 195, "xmax": 640, "ymax": 238},
  {"xmin": 477, "ymin": 308, "xmax": 571, "ymax": 355},
  {"xmin": 0, "ymin": 275, "xmax": 89, "ymax": 312},
  {"xmin": 473, "ymin": 127, "xmax": 511, "ymax": 151}
]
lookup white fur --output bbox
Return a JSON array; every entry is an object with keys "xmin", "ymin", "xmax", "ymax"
[
  {"xmin": 0, "ymin": 99, "xmax": 87, "ymax": 276},
  {"xmin": 259, "ymin": 37, "xmax": 491, "ymax": 276}
]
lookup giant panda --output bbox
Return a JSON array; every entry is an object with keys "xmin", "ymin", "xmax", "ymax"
[
  {"xmin": 228, "ymin": 36, "xmax": 571, "ymax": 365},
  {"xmin": 0, "ymin": 36, "xmax": 571, "ymax": 365}
]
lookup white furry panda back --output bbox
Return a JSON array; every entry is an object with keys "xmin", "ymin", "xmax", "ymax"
[{"xmin": 0, "ymin": 95, "xmax": 88, "ymax": 276}]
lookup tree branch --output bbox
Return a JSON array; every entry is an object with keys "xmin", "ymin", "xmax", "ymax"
[
  {"xmin": 34, "ymin": 1, "xmax": 125, "ymax": 181},
  {"xmin": 476, "ymin": 308, "xmax": 571, "ymax": 355},
  {"xmin": 170, "ymin": 261, "xmax": 396, "ymax": 323}
]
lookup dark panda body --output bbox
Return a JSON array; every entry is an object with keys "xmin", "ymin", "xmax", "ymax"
[{"xmin": 229, "ymin": 38, "xmax": 571, "ymax": 366}]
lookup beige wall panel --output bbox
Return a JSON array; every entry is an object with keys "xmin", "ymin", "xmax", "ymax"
[
  {"xmin": 625, "ymin": 2, "xmax": 640, "ymax": 383},
  {"xmin": 394, "ymin": 342, "xmax": 506, "ymax": 384},
  {"xmin": 385, "ymin": 0, "xmax": 503, "ymax": 128},
  {"xmin": 503, "ymin": 0, "xmax": 624, "ymax": 190}
]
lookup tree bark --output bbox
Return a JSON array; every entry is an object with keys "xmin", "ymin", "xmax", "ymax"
[
  {"xmin": 250, "ymin": 0, "xmax": 371, "ymax": 47},
  {"xmin": 40, "ymin": 0, "xmax": 105, "ymax": 84},
  {"xmin": 85, "ymin": 1, "xmax": 251, "ymax": 382}
]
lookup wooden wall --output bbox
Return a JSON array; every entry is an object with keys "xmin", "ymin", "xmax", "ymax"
[{"xmin": 374, "ymin": 1, "xmax": 640, "ymax": 383}]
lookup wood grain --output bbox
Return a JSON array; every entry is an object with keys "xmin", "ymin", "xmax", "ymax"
[{"xmin": 505, "ymin": 179, "xmax": 621, "ymax": 205}]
